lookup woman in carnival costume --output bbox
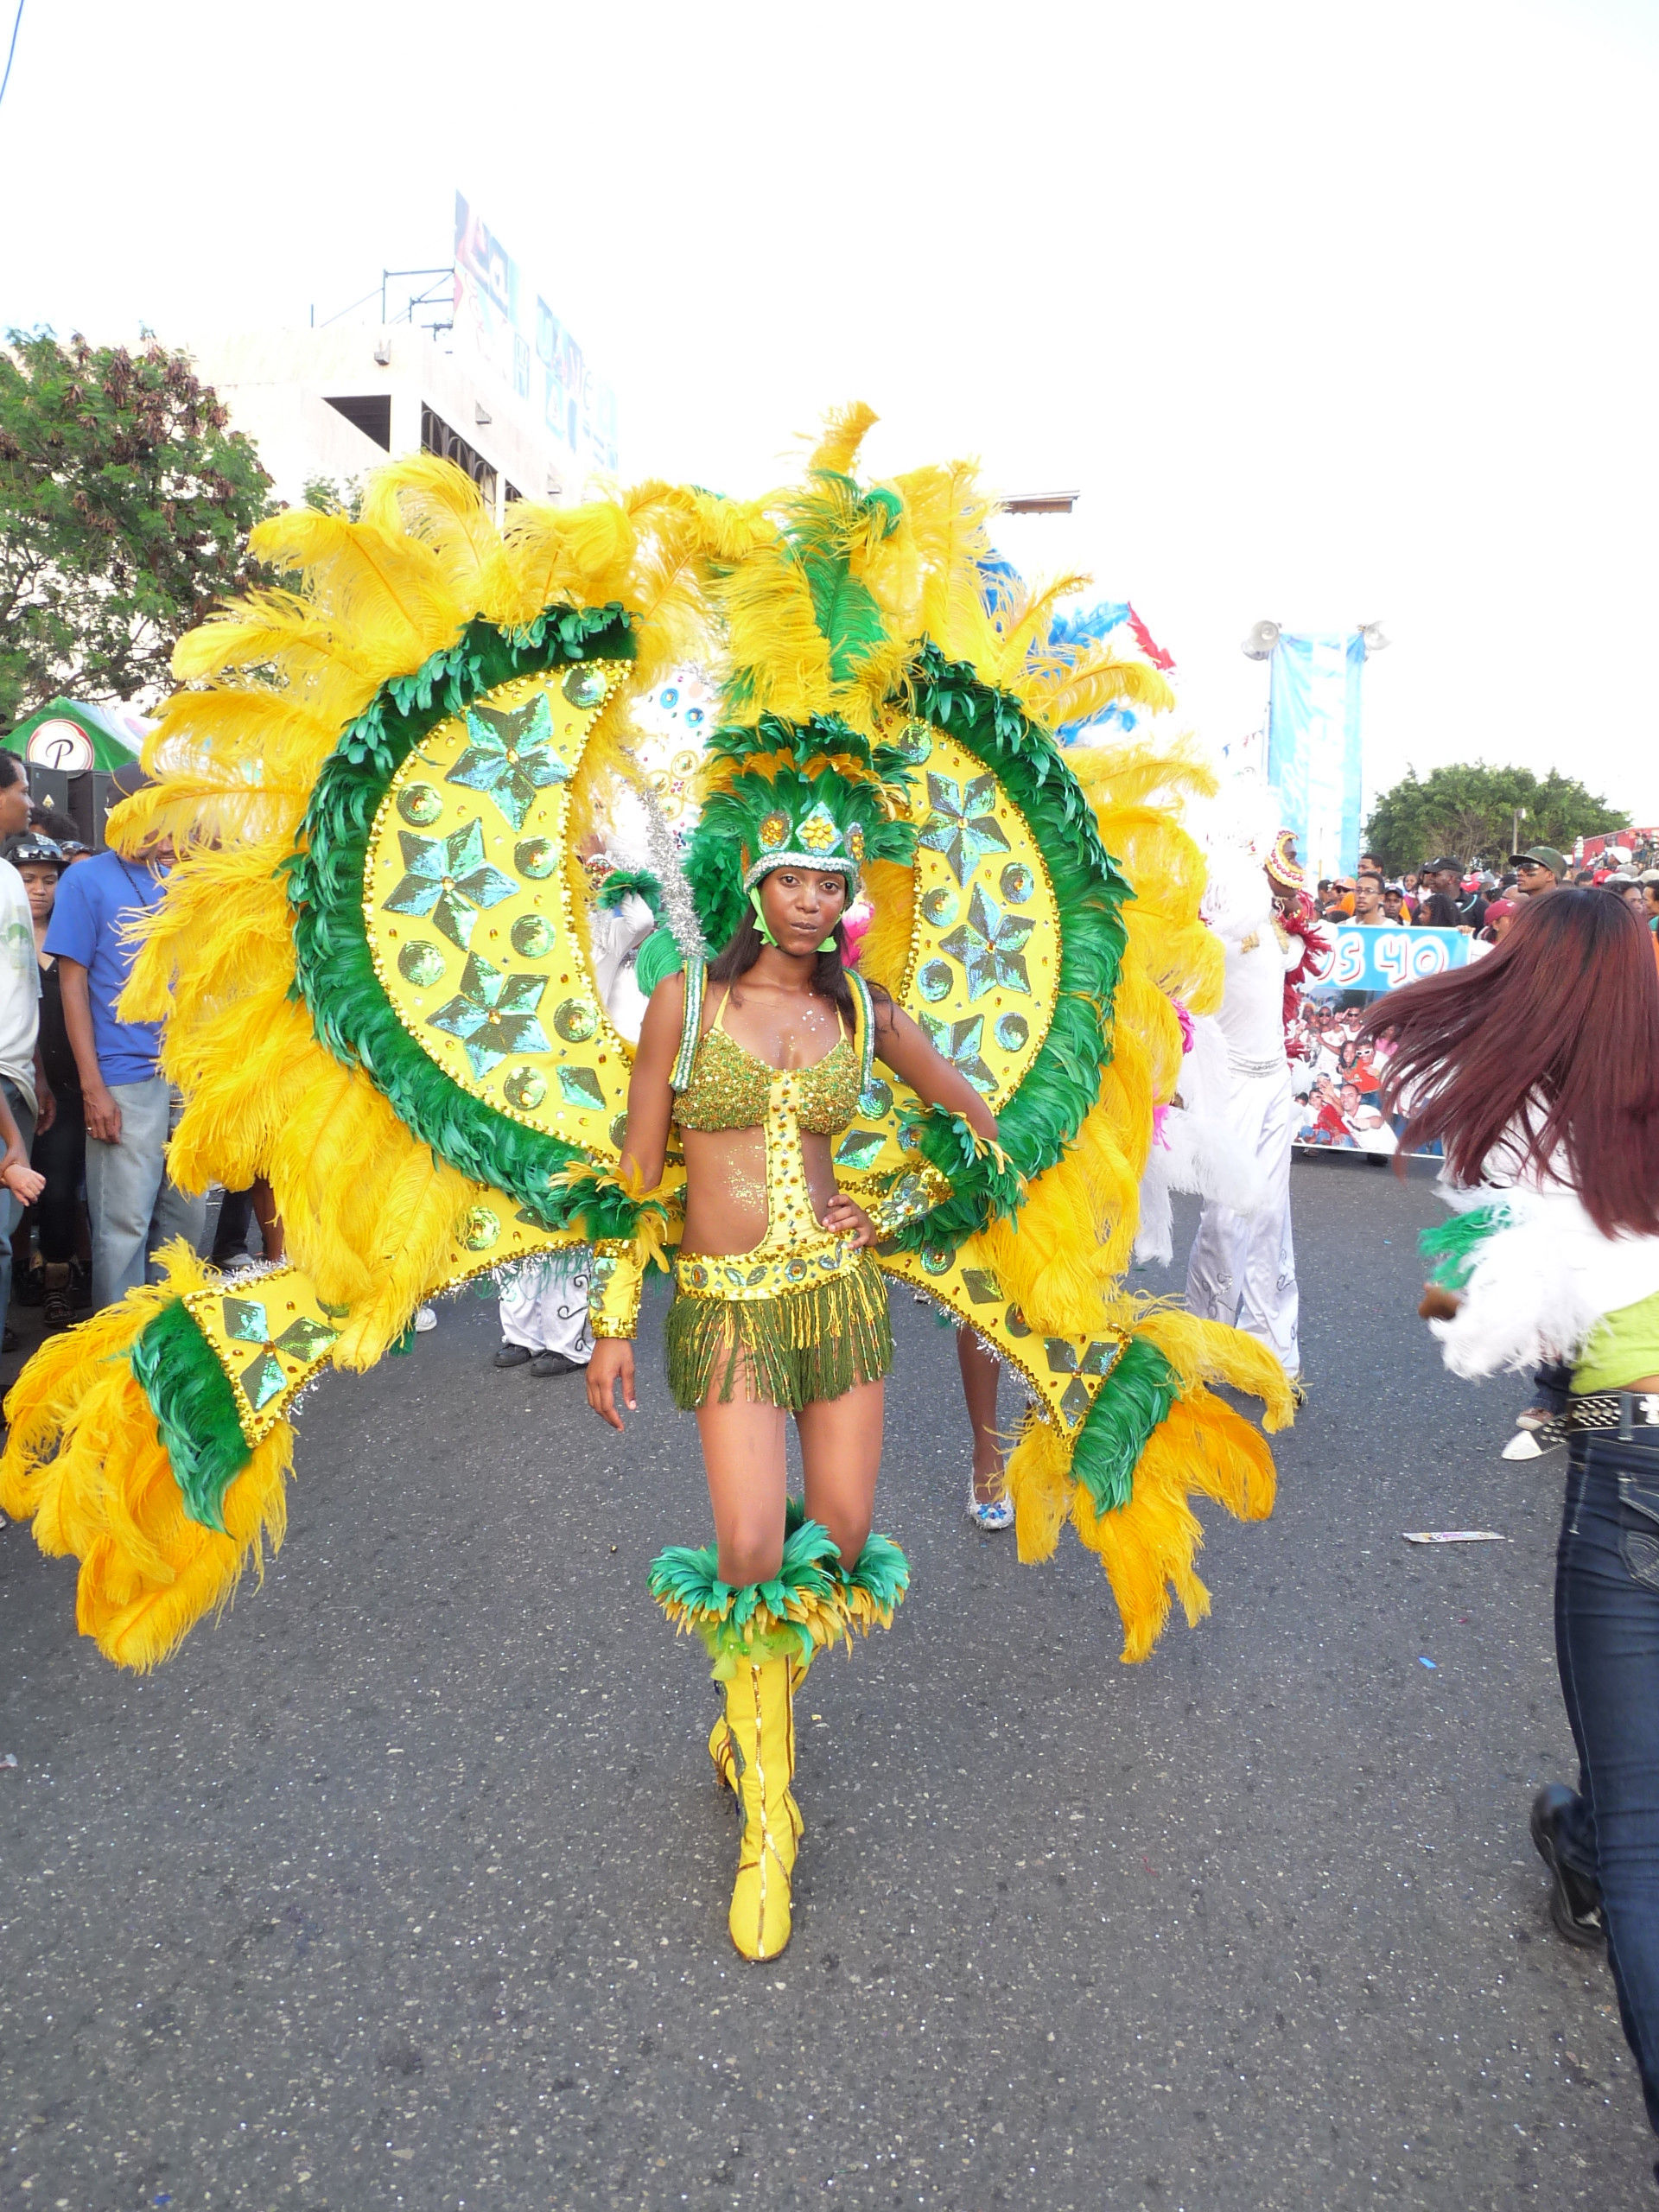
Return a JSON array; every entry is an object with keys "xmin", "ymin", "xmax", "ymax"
[
  {"xmin": 1368, "ymin": 888, "xmax": 1659, "ymax": 2142},
  {"xmin": 0, "ymin": 411, "xmax": 1292, "ymax": 1961}
]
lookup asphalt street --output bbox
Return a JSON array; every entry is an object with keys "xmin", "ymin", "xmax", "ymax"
[{"xmin": 3, "ymin": 1155, "xmax": 1655, "ymax": 2212}]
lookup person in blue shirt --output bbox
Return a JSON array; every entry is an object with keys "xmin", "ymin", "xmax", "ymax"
[{"xmin": 42, "ymin": 765, "xmax": 207, "ymax": 1310}]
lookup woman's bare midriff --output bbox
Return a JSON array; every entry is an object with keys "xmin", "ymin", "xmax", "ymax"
[{"xmin": 677, "ymin": 1123, "xmax": 843, "ymax": 1258}]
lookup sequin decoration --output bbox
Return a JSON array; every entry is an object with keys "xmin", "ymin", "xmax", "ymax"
[
  {"xmin": 995, "ymin": 1012, "xmax": 1030, "ymax": 1052},
  {"xmin": 1000, "ymin": 861, "xmax": 1034, "ymax": 904},
  {"xmin": 919, "ymin": 886, "xmax": 958, "ymax": 929},
  {"xmin": 562, "ymin": 664, "xmax": 610, "ymax": 710},
  {"xmin": 893, "ymin": 722, "xmax": 933, "ymax": 765},
  {"xmin": 220, "ymin": 1296, "xmax": 339, "ymax": 1413},
  {"xmin": 427, "ymin": 954, "xmax": 552, "ymax": 1077},
  {"xmin": 397, "ymin": 940, "xmax": 447, "ymax": 988},
  {"xmin": 514, "ymin": 836, "xmax": 557, "ymax": 879},
  {"xmin": 795, "ymin": 801, "xmax": 842, "ymax": 855},
  {"xmin": 917, "ymin": 770, "xmax": 1011, "ymax": 887},
  {"xmin": 461, "ymin": 1205, "xmax": 501, "ymax": 1252},
  {"xmin": 917, "ymin": 958, "xmax": 954, "ymax": 1003},
  {"xmin": 510, "ymin": 913, "xmax": 555, "ymax": 958},
  {"xmin": 552, "ymin": 996, "xmax": 599, "ymax": 1044},
  {"xmin": 383, "ymin": 817, "xmax": 516, "ymax": 950},
  {"xmin": 834, "ymin": 1128, "xmax": 887, "ymax": 1173},
  {"xmin": 858, "ymin": 1077, "xmax": 893, "ymax": 1118},
  {"xmin": 504, "ymin": 1065, "xmax": 546, "ymax": 1110},
  {"xmin": 558, "ymin": 1065, "xmax": 606, "ymax": 1109},
  {"xmin": 920, "ymin": 1014, "xmax": 996, "ymax": 1096},
  {"xmin": 759, "ymin": 810, "xmax": 790, "ymax": 851},
  {"xmin": 938, "ymin": 886, "xmax": 1035, "ymax": 1000},
  {"xmin": 448, "ymin": 694, "xmax": 573, "ymax": 832},
  {"xmin": 397, "ymin": 783, "xmax": 443, "ymax": 826}
]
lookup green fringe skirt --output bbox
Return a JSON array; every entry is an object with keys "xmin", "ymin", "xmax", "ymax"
[{"xmin": 665, "ymin": 1251, "xmax": 893, "ymax": 1412}]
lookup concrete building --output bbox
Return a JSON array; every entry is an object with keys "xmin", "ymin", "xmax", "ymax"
[{"xmin": 189, "ymin": 325, "xmax": 575, "ymax": 518}]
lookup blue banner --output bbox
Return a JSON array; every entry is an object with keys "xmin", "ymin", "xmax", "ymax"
[
  {"xmin": 1309, "ymin": 924, "xmax": 1475, "ymax": 995},
  {"xmin": 1266, "ymin": 632, "xmax": 1366, "ymax": 880}
]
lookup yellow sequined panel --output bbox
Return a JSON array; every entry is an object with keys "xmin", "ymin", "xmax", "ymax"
[
  {"xmin": 365, "ymin": 663, "xmax": 632, "ymax": 1159},
  {"xmin": 674, "ymin": 1027, "xmax": 861, "ymax": 1136}
]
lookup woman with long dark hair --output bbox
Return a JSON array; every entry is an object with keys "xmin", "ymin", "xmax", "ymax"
[
  {"xmin": 586, "ymin": 792, "xmax": 997, "ymax": 1962},
  {"xmin": 1362, "ymin": 888, "xmax": 1659, "ymax": 2147}
]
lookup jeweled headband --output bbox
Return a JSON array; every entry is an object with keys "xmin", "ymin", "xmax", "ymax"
[{"xmin": 741, "ymin": 800, "xmax": 867, "ymax": 893}]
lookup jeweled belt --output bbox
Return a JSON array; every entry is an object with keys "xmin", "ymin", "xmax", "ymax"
[{"xmin": 675, "ymin": 1233, "xmax": 864, "ymax": 1303}]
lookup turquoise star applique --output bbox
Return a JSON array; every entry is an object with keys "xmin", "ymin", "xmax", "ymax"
[
  {"xmin": 917, "ymin": 770, "xmax": 1012, "ymax": 887},
  {"xmin": 382, "ymin": 817, "xmax": 516, "ymax": 950},
  {"xmin": 220, "ymin": 1297, "xmax": 339, "ymax": 1413},
  {"xmin": 448, "ymin": 694, "xmax": 571, "ymax": 831},
  {"xmin": 428, "ymin": 953, "xmax": 552, "ymax": 1077},
  {"xmin": 918, "ymin": 1013, "xmax": 996, "ymax": 1096},
  {"xmin": 938, "ymin": 885, "xmax": 1035, "ymax": 1000}
]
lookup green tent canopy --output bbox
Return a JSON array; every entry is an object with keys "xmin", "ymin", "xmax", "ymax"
[{"xmin": 3, "ymin": 697, "xmax": 147, "ymax": 774}]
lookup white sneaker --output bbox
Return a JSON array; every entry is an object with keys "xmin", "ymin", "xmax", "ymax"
[{"xmin": 414, "ymin": 1304, "xmax": 437, "ymax": 1333}]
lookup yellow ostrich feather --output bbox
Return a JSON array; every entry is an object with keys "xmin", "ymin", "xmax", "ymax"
[{"xmin": 0, "ymin": 1247, "xmax": 293, "ymax": 1672}]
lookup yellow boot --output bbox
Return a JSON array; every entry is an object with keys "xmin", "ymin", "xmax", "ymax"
[
  {"xmin": 721, "ymin": 1651, "xmax": 798, "ymax": 1960},
  {"xmin": 709, "ymin": 1667, "xmax": 807, "ymax": 1850}
]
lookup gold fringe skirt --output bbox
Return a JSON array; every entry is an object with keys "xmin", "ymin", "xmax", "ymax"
[{"xmin": 666, "ymin": 1243, "xmax": 893, "ymax": 1412}]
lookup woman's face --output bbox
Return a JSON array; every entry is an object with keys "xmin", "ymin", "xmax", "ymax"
[
  {"xmin": 757, "ymin": 867, "xmax": 849, "ymax": 957},
  {"xmin": 16, "ymin": 862, "xmax": 58, "ymax": 924}
]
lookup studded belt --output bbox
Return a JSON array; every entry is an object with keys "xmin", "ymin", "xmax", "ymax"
[{"xmin": 1567, "ymin": 1389, "xmax": 1659, "ymax": 1440}]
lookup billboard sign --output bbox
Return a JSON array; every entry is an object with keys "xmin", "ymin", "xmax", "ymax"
[{"xmin": 453, "ymin": 192, "xmax": 619, "ymax": 474}]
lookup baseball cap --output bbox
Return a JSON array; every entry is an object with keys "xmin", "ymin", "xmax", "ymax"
[
  {"xmin": 1510, "ymin": 844, "xmax": 1567, "ymax": 875},
  {"xmin": 1640, "ymin": 868, "xmax": 1659, "ymax": 886},
  {"xmin": 1427, "ymin": 855, "xmax": 1463, "ymax": 874}
]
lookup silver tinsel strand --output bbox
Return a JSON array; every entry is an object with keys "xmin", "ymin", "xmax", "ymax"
[{"xmin": 636, "ymin": 781, "xmax": 709, "ymax": 963}]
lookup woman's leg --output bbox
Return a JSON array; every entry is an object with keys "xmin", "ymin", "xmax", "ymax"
[
  {"xmin": 796, "ymin": 1377, "xmax": 885, "ymax": 1569},
  {"xmin": 957, "ymin": 1328, "xmax": 1005, "ymax": 1502},
  {"xmin": 696, "ymin": 1378, "xmax": 791, "ymax": 1586}
]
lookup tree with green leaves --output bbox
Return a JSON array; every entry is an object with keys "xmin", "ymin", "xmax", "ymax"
[
  {"xmin": 1364, "ymin": 763, "xmax": 1628, "ymax": 874},
  {"xmin": 0, "ymin": 330, "xmax": 270, "ymax": 729}
]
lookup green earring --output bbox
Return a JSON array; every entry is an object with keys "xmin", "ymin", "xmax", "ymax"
[
  {"xmin": 748, "ymin": 888, "xmax": 779, "ymax": 946},
  {"xmin": 817, "ymin": 931, "xmax": 839, "ymax": 953}
]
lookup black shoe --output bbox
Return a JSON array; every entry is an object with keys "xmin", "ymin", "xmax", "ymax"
[
  {"xmin": 1, "ymin": 1325, "xmax": 16, "ymax": 1353},
  {"xmin": 529, "ymin": 1349, "xmax": 583, "ymax": 1377},
  {"xmin": 493, "ymin": 1342, "xmax": 534, "ymax": 1369},
  {"xmin": 1530, "ymin": 1783, "xmax": 1605, "ymax": 1948}
]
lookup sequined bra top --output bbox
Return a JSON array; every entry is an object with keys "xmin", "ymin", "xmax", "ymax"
[{"xmin": 671, "ymin": 963, "xmax": 874, "ymax": 1135}]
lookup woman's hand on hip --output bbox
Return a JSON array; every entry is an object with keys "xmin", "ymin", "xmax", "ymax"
[
  {"xmin": 822, "ymin": 1192, "xmax": 877, "ymax": 1249},
  {"xmin": 588, "ymin": 1338, "xmax": 636, "ymax": 1431}
]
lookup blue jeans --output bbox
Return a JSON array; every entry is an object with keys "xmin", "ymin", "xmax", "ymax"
[
  {"xmin": 1554, "ymin": 1421, "xmax": 1659, "ymax": 2136},
  {"xmin": 83, "ymin": 1077, "xmax": 207, "ymax": 1313},
  {"xmin": 0, "ymin": 1075, "xmax": 36, "ymax": 1325}
]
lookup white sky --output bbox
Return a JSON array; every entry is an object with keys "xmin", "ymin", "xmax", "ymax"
[{"xmin": 5, "ymin": 0, "xmax": 1656, "ymax": 821}]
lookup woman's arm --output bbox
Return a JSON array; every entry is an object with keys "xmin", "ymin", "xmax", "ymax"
[
  {"xmin": 871, "ymin": 997, "xmax": 998, "ymax": 1142},
  {"xmin": 586, "ymin": 972, "xmax": 683, "ymax": 1433},
  {"xmin": 0, "ymin": 1084, "xmax": 43, "ymax": 1205},
  {"xmin": 613, "ymin": 970, "xmax": 681, "ymax": 1194}
]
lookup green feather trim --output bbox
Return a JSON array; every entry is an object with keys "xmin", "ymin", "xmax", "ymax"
[
  {"xmin": 886, "ymin": 643, "xmax": 1134, "ymax": 1251},
  {"xmin": 633, "ymin": 925, "xmax": 685, "ymax": 996},
  {"xmin": 842, "ymin": 1529, "xmax": 910, "ymax": 1611},
  {"xmin": 596, "ymin": 868, "xmax": 662, "ymax": 918},
  {"xmin": 648, "ymin": 1519, "xmax": 846, "ymax": 1668},
  {"xmin": 287, "ymin": 603, "xmax": 658, "ymax": 1241},
  {"xmin": 128, "ymin": 1300, "xmax": 253, "ymax": 1535},
  {"xmin": 1069, "ymin": 1337, "xmax": 1180, "ymax": 1514},
  {"xmin": 1420, "ymin": 1204, "xmax": 1512, "ymax": 1289}
]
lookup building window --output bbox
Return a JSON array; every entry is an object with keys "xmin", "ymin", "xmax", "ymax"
[
  {"xmin": 505, "ymin": 482, "xmax": 522, "ymax": 505},
  {"xmin": 323, "ymin": 394, "xmax": 391, "ymax": 449},
  {"xmin": 421, "ymin": 404, "xmax": 497, "ymax": 507}
]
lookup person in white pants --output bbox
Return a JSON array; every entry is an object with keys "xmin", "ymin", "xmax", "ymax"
[
  {"xmin": 1185, "ymin": 837, "xmax": 1306, "ymax": 1380},
  {"xmin": 496, "ymin": 1252, "xmax": 594, "ymax": 1377}
]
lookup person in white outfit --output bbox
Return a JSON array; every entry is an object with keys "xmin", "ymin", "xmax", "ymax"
[{"xmin": 1184, "ymin": 836, "xmax": 1306, "ymax": 1380}]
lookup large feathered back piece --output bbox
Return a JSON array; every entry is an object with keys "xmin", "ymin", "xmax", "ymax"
[{"xmin": 0, "ymin": 422, "xmax": 1291, "ymax": 1672}]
